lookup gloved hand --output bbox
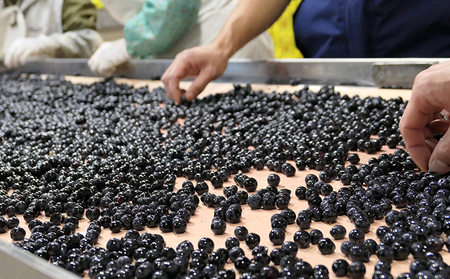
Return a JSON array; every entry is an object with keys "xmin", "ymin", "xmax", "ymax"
[
  {"xmin": 4, "ymin": 35, "xmax": 58, "ymax": 68},
  {"xmin": 88, "ymin": 38, "xmax": 131, "ymax": 76}
]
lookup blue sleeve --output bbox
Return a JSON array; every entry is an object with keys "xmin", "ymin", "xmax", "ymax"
[{"xmin": 124, "ymin": 0, "xmax": 200, "ymax": 58}]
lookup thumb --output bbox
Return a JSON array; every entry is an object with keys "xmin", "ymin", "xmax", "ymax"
[
  {"xmin": 429, "ymin": 127, "xmax": 450, "ymax": 174},
  {"xmin": 185, "ymin": 69, "xmax": 214, "ymax": 101}
]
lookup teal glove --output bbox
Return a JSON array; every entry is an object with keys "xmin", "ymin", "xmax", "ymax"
[{"xmin": 124, "ymin": 0, "xmax": 200, "ymax": 58}]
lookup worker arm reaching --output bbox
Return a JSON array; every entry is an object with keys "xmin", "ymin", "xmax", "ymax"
[
  {"xmin": 88, "ymin": 0, "xmax": 200, "ymax": 76},
  {"xmin": 161, "ymin": 0, "xmax": 289, "ymax": 105}
]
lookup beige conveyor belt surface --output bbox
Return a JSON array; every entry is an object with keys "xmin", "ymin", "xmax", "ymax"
[{"xmin": 0, "ymin": 77, "xmax": 441, "ymax": 279}]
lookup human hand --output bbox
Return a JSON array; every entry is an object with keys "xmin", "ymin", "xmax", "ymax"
[
  {"xmin": 4, "ymin": 35, "xmax": 58, "ymax": 68},
  {"xmin": 88, "ymin": 38, "xmax": 130, "ymax": 76},
  {"xmin": 400, "ymin": 61, "xmax": 450, "ymax": 174},
  {"xmin": 162, "ymin": 44, "xmax": 229, "ymax": 105}
]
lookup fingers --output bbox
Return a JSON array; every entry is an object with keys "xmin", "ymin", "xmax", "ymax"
[
  {"xmin": 399, "ymin": 68, "xmax": 450, "ymax": 171},
  {"xmin": 4, "ymin": 43, "xmax": 22, "ymax": 68},
  {"xmin": 399, "ymin": 96, "xmax": 433, "ymax": 171},
  {"xmin": 88, "ymin": 44, "xmax": 120, "ymax": 76},
  {"xmin": 5, "ymin": 40, "xmax": 36, "ymax": 68},
  {"xmin": 428, "ymin": 119, "xmax": 450, "ymax": 136},
  {"xmin": 88, "ymin": 45, "xmax": 107, "ymax": 76},
  {"xmin": 185, "ymin": 68, "xmax": 215, "ymax": 101},
  {"xmin": 89, "ymin": 57, "xmax": 115, "ymax": 77},
  {"xmin": 18, "ymin": 48, "xmax": 33, "ymax": 67},
  {"xmin": 87, "ymin": 56, "xmax": 98, "ymax": 75},
  {"xmin": 162, "ymin": 60, "xmax": 190, "ymax": 105},
  {"xmin": 429, "ymin": 126, "xmax": 450, "ymax": 174},
  {"xmin": 162, "ymin": 45, "xmax": 228, "ymax": 104},
  {"xmin": 167, "ymin": 78, "xmax": 183, "ymax": 105}
]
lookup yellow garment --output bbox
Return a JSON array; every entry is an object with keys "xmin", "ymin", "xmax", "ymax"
[
  {"xmin": 91, "ymin": 0, "xmax": 104, "ymax": 9},
  {"xmin": 268, "ymin": 0, "xmax": 302, "ymax": 58}
]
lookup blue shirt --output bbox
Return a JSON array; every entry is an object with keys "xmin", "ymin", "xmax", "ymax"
[{"xmin": 293, "ymin": 0, "xmax": 450, "ymax": 58}]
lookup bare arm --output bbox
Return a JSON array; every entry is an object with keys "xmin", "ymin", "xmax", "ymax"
[
  {"xmin": 162, "ymin": 0, "xmax": 290, "ymax": 104},
  {"xmin": 211, "ymin": 0, "xmax": 290, "ymax": 59}
]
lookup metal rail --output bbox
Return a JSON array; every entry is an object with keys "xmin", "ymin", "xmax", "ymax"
[
  {"xmin": 1, "ymin": 58, "xmax": 448, "ymax": 89},
  {"xmin": 0, "ymin": 240, "xmax": 80, "ymax": 279}
]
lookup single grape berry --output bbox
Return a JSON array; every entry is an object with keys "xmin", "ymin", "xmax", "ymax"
[
  {"xmin": 347, "ymin": 261, "xmax": 366, "ymax": 279},
  {"xmin": 245, "ymin": 233, "xmax": 261, "ymax": 249},
  {"xmin": 330, "ymin": 225, "xmax": 346, "ymax": 240},
  {"xmin": 332, "ymin": 259, "xmax": 349, "ymax": 277},
  {"xmin": 267, "ymin": 174, "xmax": 280, "ymax": 187},
  {"xmin": 293, "ymin": 230, "xmax": 311, "ymax": 249},
  {"xmin": 295, "ymin": 186, "xmax": 307, "ymax": 200},
  {"xmin": 225, "ymin": 237, "xmax": 240, "ymax": 250},
  {"xmin": 10, "ymin": 227, "xmax": 26, "ymax": 241},
  {"xmin": 85, "ymin": 207, "xmax": 101, "ymax": 221},
  {"xmin": 280, "ymin": 209, "xmax": 296, "ymax": 225},
  {"xmin": 348, "ymin": 154, "xmax": 360, "ymax": 164},
  {"xmin": 211, "ymin": 217, "xmax": 226, "ymax": 235},
  {"xmin": 269, "ymin": 228, "xmax": 285, "ymax": 245},
  {"xmin": 172, "ymin": 217, "xmax": 187, "ymax": 234},
  {"xmin": 310, "ymin": 229, "xmax": 323, "ymax": 245},
  {"xmin": 247, "ymin": 194, "xmax": 262, "ymax": 210},
  {"xmin": 318, "ymin": 238, "xmax": 335, "ymax": 255},
  {"xmin": 243, "ymin": 177, "xmax": 258, "ymax": 192},
  {"xmin": 295, "ymin": 260, "xmax": 313, "ymax": 278},
  {"xmin": 106, "ymin": 238, "xmax": 122, "ymax": 252},
  {"xmin": 234, "ymin": 226, "xmax": 249, "ymax": 241},
  {"xmin": 198, "ymin": 237, "xmax": 215, "ymax": 254},
  {"xmin": 349, "ymin": 229, "xmax": 365, "ymax": 245}
]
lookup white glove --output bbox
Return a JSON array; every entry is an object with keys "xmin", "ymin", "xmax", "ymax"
[
  {"xmin": 88, "ymin": 38, "xmax": 131, "ymax": 76},
  {"xmin": 4, "ymin": 34, "xmax": 58, "ymax": 68}
]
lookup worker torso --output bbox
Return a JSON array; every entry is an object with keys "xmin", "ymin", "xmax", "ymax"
[
  {"xmin": 1, "ymin": 0, "xmax": 63, "ymax": 37},
  {"xmin": 0, "ymin": 0, "xmax": 63, "ymax": 59},
  {"xmin": 153, "ymin": 0, "xmax": 274, "ymax": 59},
  {"xmin": 293, "ymin": 0, "xmax": 450, "ymax": 58}
]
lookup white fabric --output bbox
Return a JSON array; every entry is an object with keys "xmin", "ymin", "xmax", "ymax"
[
  {"xmin": 1, "ymin": 0, "xmax": 103, "ymax": 67},
  {"xmin": 50, "ymin": 29, "xmax": 104, "ymax": 58},
  {"xmin": 155, "ymin": 0, "xmax": 274, "ymax": 59},
  {"xmin": 101, "ymin": 0, "xmax": 145, "ymax": 25},
  {"xmin": 99, "ymin": 0, "xmax": 274, "ymax": 61},
  {"xmin": 88, "ymin": 38, "xmax": 131, "ymax": 76},
  {"xmin": 4, "ymin": 29, "xmax": 103, "ymax": 68},
  {"xmin": 4, "ymin": 34, "xmax": 58, "ymax": 68},
  {"xmin": 0, "ymin": 5, "xmax": 26, "ymax": 61},
  {"xmin": 20, "ymin": 0, "xmax": 63, "ymax": 37}
]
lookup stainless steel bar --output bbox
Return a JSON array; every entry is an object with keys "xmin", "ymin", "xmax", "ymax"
[
  {"xmin": 1, "ymin": 58, "xmax": 449, "ymax": 88},
  {"xmin": 0, "ymin": 240, "xmax": 80, "ymax": 279}
]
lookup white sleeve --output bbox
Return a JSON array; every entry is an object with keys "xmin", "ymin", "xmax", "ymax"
[{"xmin": 50, "ymin": 28, "xmax": 104, "ymax": 58}]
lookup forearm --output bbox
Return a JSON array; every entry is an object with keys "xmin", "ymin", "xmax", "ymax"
[
  {"xmin": 212, "ymin": 0, "xmax": 290, "ymax": 58},
  {"xmin": 51, "ymin": 29, "xmax": 103, "ymax": 58}
]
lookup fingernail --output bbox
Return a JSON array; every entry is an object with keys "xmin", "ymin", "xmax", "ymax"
[{"xmin": 429, "ymin": 159, "xmax": 450, "ymax": 174}]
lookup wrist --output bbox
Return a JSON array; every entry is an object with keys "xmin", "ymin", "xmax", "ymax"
[
  {"xmin": 43, "ymin": 34, "xmax": 62, "ymax": 57},
  {"xmin": 210, "ymin": 36, "xmax": 236, "ymax": 60},
  {"xmin": 117, "ymin": 38, "xmax": 131, "ymax": 59}
]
